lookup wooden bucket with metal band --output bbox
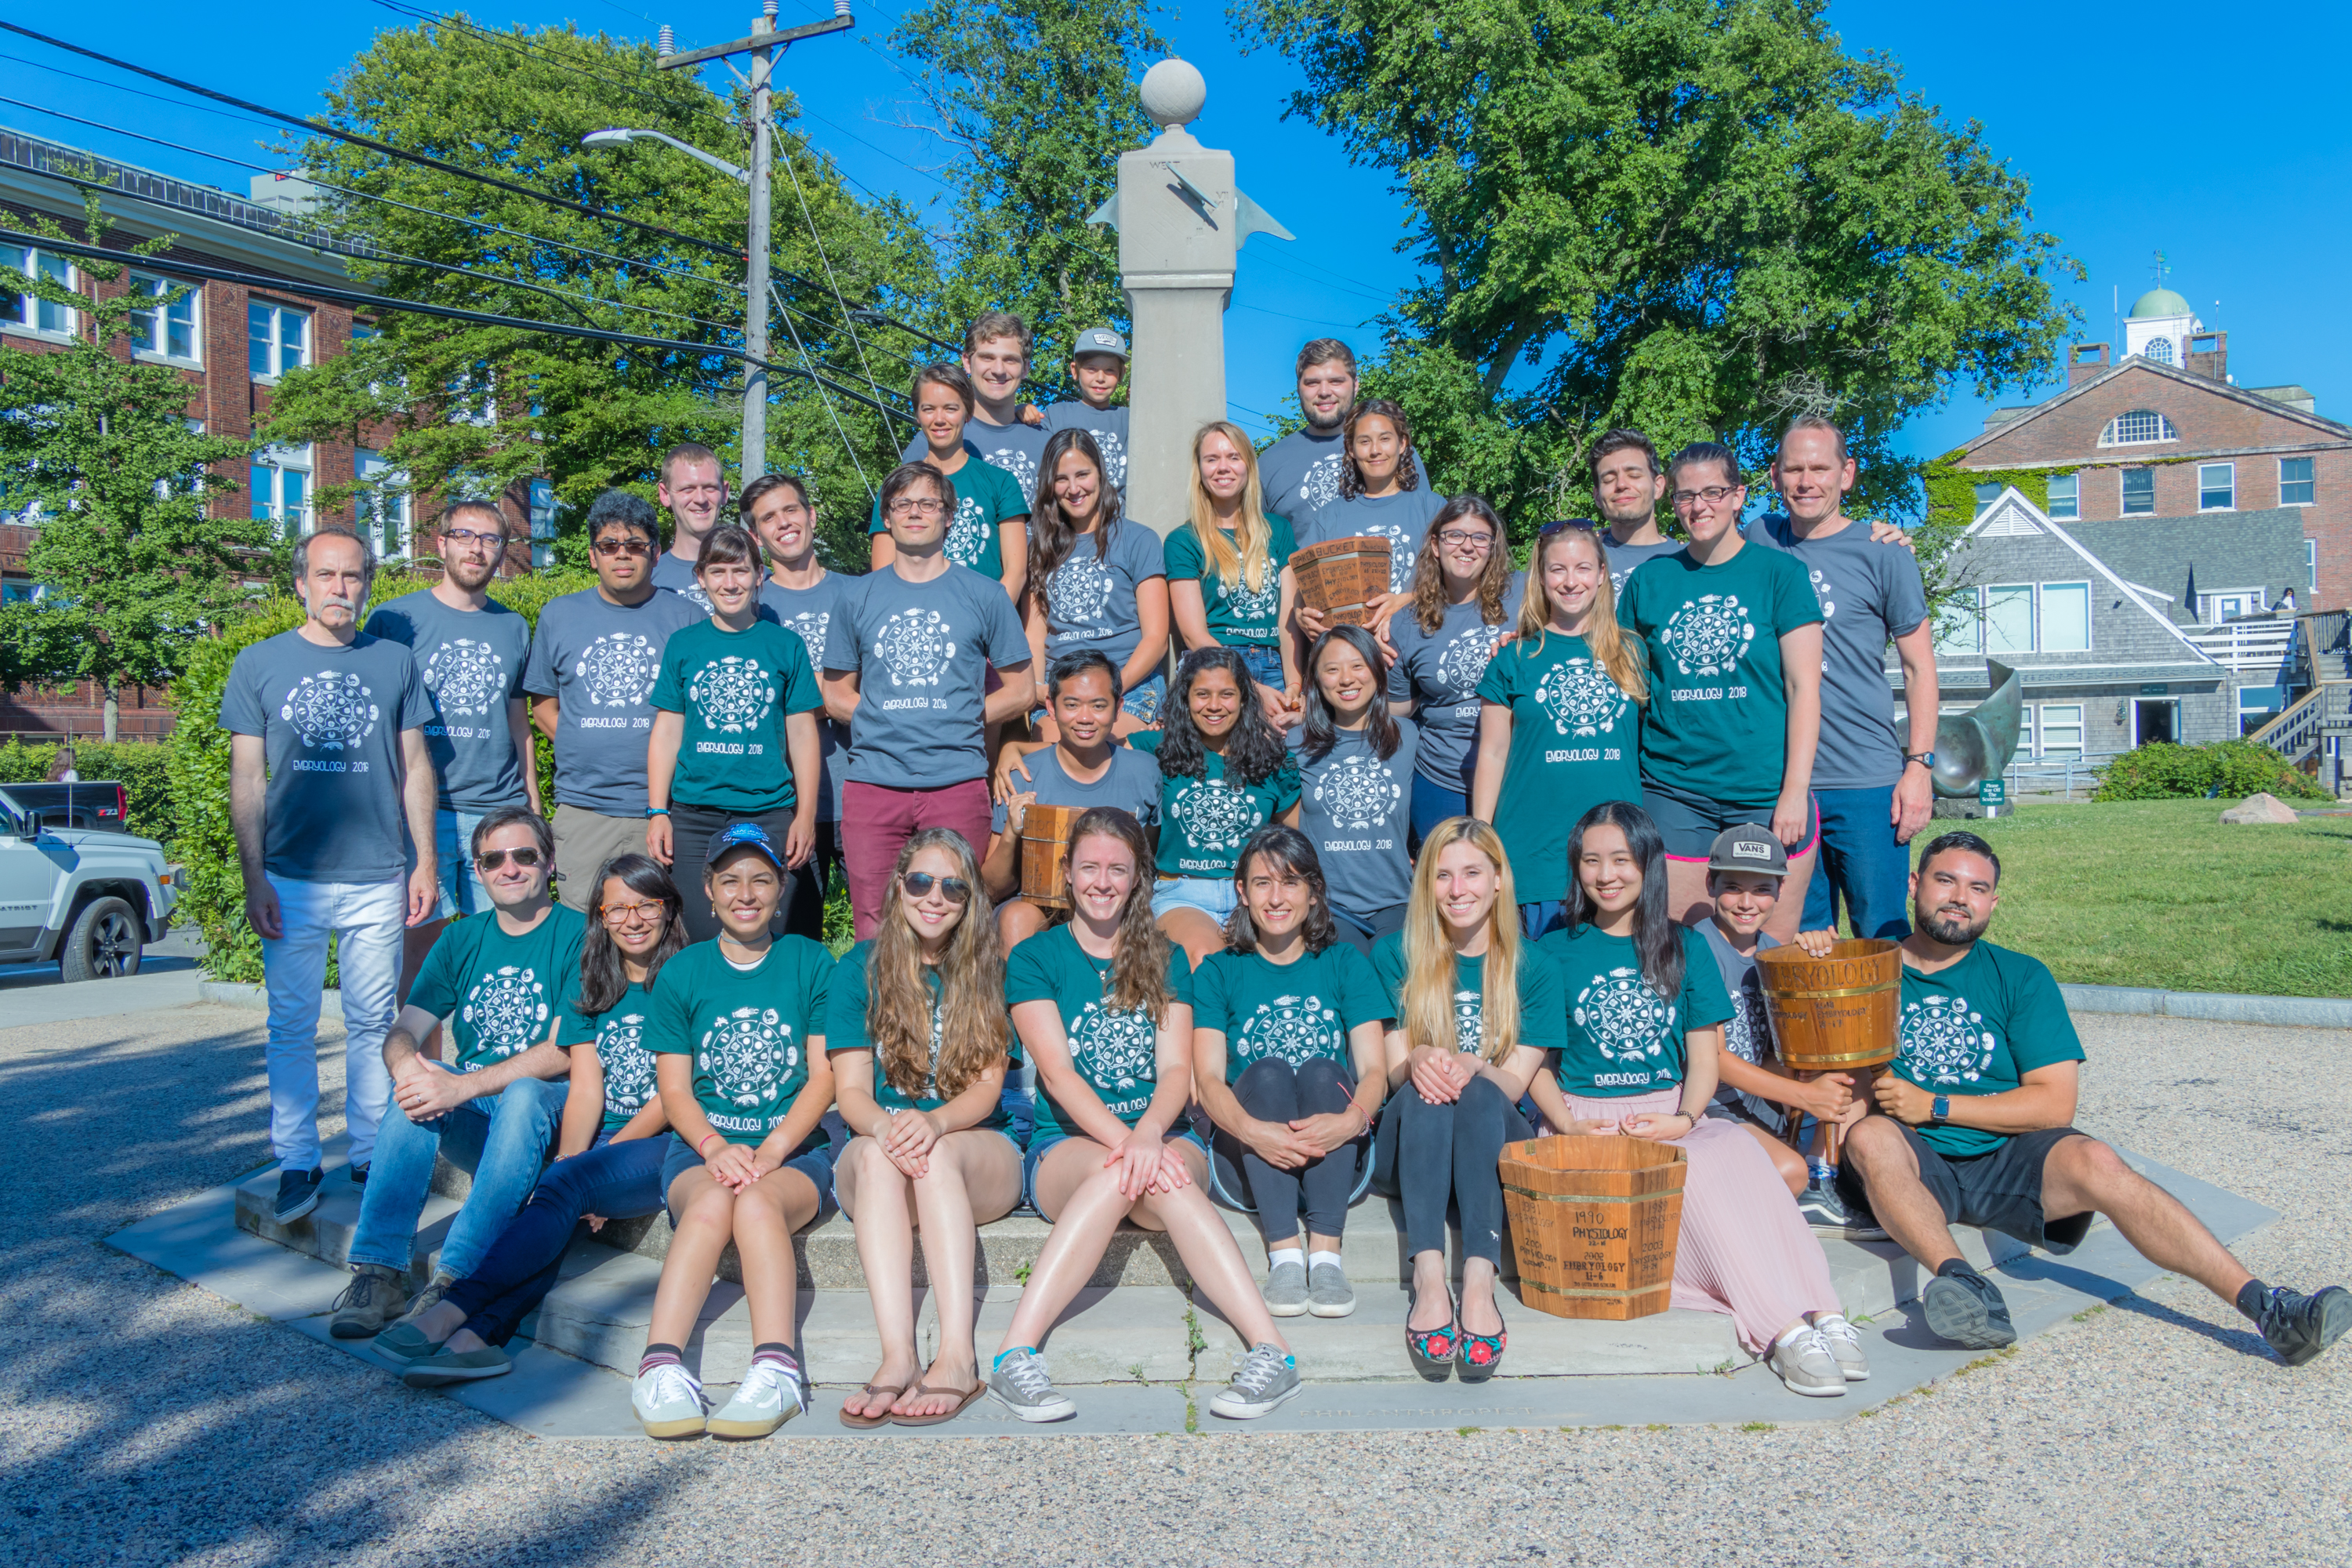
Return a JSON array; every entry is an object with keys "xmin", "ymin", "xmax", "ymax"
[
  {"xmin": 1499, "ymin": 1136, "xmax": 1686, "ymax": 1321},
  {"xmin": 1753, "ymin": 937, "xmax": 1903, "ymax": 1073},
  {"xmin": 1018, "ymin": 803, "xmax": 1087, "ymax": 909},
  {"xmin": 1288, "ymin": 536, "xmax": 1393, "ymax": 628}
]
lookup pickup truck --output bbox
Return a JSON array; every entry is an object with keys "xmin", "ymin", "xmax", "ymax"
[{"xmin": 0, "ymin": 782, "xmax": 181, "ymax": 981}]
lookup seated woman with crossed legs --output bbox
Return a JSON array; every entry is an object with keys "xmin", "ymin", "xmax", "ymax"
[
  {"xmin": 987, "ymin": 808, "xmax": 1301, "ymax": 1422},
  {"xmin": 829, "ymin": 828, "xmax": 1022, "ymax": 1428}
]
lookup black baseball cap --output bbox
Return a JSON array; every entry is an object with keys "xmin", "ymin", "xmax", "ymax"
[{"xmin": 1705, "ymin": 824, "xmax": 1786, "ymax": 878}]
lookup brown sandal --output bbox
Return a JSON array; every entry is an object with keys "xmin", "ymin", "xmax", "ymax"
[
  {"xmin": 837, "ymin": 1382, "xmax": 909, "ymax": 1430},
  {"xmin": 888, "ymin": 1378, "xmax": 985, "ymax": 1427}
]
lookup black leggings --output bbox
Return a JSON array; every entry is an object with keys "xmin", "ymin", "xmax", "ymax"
[
  {"xmin": 1372, "ymin": 1073, "xmax": 1534, "ymax": 1268},
  {"xmin": 1210, "ymin": 1056, "xmax": 1365, "ymax": 1244},
  {"xmin": 671, "ymin": 800, "xmax": 808, "ymax": 944}
]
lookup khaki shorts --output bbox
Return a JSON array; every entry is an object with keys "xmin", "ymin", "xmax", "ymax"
[{"xmin": 550, "ymin": 804, "xmax": 653, "ymax": 911}]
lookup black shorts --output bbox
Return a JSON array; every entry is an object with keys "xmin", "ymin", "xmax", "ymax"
[
  {"xmin": 1839, "ymin": 1122, "xmax": 2094, "ymax": 1254},
  {"xmin": 1642, "ymin": 778, "xmax": 1820, "ymax": 862}
]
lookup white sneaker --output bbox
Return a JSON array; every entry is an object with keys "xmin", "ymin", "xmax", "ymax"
[
  {"xmin": 1811, "ymin": 1313, "xmax": 1871, "ymax": 1382},
  {"xmin": 708, "ymin": 1359, "xmax": 806, "ymax": 1439},
  {"xmin": 1769, "ymin": 1327, "xmax": 1846, "ymax": 1398},
  {"xmin": 633, "ymin": 1361, "xmax": 708, "ymax": 1439}
]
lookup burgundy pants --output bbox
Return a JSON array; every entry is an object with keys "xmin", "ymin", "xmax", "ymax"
[{"xmin": 841, "ymin": 778, "xmax": 993, "ymax": 939}]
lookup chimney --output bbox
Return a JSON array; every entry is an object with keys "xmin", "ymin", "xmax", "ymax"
[
  {"xmin": 2186, "ymin": 329, "xmax": 2228, "ymax": 383},
  {"xmin": 2068, "ymin": 342, "xmax": 2110, "ymax": 387}
]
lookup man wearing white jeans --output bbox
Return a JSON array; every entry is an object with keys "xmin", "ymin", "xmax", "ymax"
[{"xmin": 225, "ymin": 529, "xmax": 438, "ymax": 1225}]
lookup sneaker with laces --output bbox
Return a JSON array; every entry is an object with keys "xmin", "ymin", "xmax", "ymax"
[
  {"xmin": 1810, "ymin": 1313, "xmax": 1870, "ymax": 1381},
  {"xmin": 1209, "ymin": 1342, "xmax": 1301, "ymax": 1420},
  {"xmin": 633, "ymin": 1361, "xmax": 708, "ymax": 1439},
  {"xmin": 988, "ymin": 1347, "xmax": 1077, "ymax": 1423},
  {"xmin": 394, "ymin": 1270, "xmax": 457, "ymax": 1327},
  {"xmin": 707, "ymin": 1359, "xmax": 804, "ymax": 1439},
  {"xmin": 1796, "ymin": 1178, "xmax": 1888, "ymax": 1242},
  {"xmin": 1921, "ymin": 1268, "xmax": 2017, "ymax": 1348},
  {"xmin": 273, "ymin": 1167, "xmax": 323, "ymax": 1225},
  {"xmin": 329, "ymin": 1263, "xmax": 409, "ymax": 1339},
  {"xmin": 1306, "ymin": 1261, "xmax": 1355, "ymax": 1318},
  {"xmin": 1264, "ymin": 1258, "xmax": 1308, "ymax": 1316},
  {"xmin": 2252, "ymin": 1285, "xmax": 2352, "ymax": 1367},
  {"xmin": 1769, "ymin": 1327, "xmax": 1846, "ymax": 1397}
]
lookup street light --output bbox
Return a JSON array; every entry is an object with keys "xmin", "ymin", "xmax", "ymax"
[{"xmin": 581, "ymin": 128, "xmax": 747, "ymax": 187}]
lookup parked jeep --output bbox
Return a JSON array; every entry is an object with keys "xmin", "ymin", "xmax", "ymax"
[{"xmin": 0, "ymin": 782, "xmax": 180, "ymax": 981}]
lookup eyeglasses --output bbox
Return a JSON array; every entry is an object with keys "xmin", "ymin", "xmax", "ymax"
[
  {"xmin": 1436, "ymin": 529, "xmax": 1495, "ymax": 550},
  {"xmin": 601, "ymin": 899, "xmax": 666, "ymax": 927},
  {"xmin": 1670, "ymin": 485, "xmax": 1744, "ymax": 509},
  {"xmin": 591, "ymin": 537, "xmax": 654, "ymax": 558},
  {"xmin": 900, "ymin": 871, "xmax": 973, "ymax": 904},
  {"xmin": 887, "ymin": 498, "xmax": 947, "ymax": 518},
  {"xmin": 476, "ymin": 847, "xmax": 544, "ymax": 870},
  {"xmin": 441, "ymin": 527, "xmax": 506, "ymax": 549}
]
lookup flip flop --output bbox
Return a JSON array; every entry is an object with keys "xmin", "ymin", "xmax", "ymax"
[
  {"xmin": 837, "ymin": 1382, "xmax": 909, "ymax": 1430},
  {"xmin": 888, "ymin": 1379, "xmax": 986, "ymax": 1427}
]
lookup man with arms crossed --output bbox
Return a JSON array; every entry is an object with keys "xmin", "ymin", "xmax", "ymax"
[
  {"xmin": 224, "ymin": 529, "xmax": 436, "ymax": 1222},
  {"xmin": 651, "ymin": 443, "xmax": 728, "ymax": 612},
  {"xmin": 1837, "ymin": 832, "xmax": 2350, "ymax": 1364},
  {"xmin": 1258, "ymin": 340, "xmax": 1356, "ymax": 529}
]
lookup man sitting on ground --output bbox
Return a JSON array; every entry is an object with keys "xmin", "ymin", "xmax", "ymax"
[
  {"xmin": 330, "ymin": 809, "xmax": 588, "ymax": 1339},
  {"xmin": 1838, "ymin": 831, "xmax": 2350, "ymax": 1364}
]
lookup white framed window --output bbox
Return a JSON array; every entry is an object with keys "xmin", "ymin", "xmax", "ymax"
[
  {"xmin": 0, "ymin": 245, "xmax": 74, "ymax": 338},
  {"xmin": 448, "ymin": 365, "xmax": 496, "ymax": 427},
  {"xmin": 1972, "ymin": 482, "xmax": 2002, "ymax": 519},
  {"xmin": 2122, "ymin": 468, "xmax": 2156, "ymax": 515},
  {"xmin": 2309, "ymin": 539, "xmax": 2319, "ymax": 590},
  {"xmin": 247, "ymin": 300, "xmax": 309, "ymax": 379},
  {"xmin": 2281, "ymin": 456, "xmax": 2315, "ymax": 506},
  {"xmin": 2100, "ymin": 409, "xmax": 2179, "ymax": 446},
  {"xmin": 2041, "ymin": 582, "xmax": 2092, "ymax": 651},
  {"xmin": 354, "ymin": 448, "xmax": 410, "ymax": 559},
  {"xmin": 1932, "ymin": 597, "xmax": 1977, "ymax": 655},
  {"xmin": 2038, "ymin": 703, "xmax": 2084, "ymax": 757},
  {"xmin": 2144, "ymin": 336, "xmax": 2175, "ymax": 365},
  {"xmin": 528, "ymin": 477, "xmax": 556, "ymax": 570},
  {"xmin": 1983, "ymin": 585, "xmax": 2034, "ymax": 655},
  {"xmin": 128, "ymin": 274, "xmax": 200, "ymax": 365},
  {"xmin": 2202, "ymin": 588, "xmax": 2267, "ymax": 624},
  {"xmin": 249, "ymin": 444, "xmax": 313, "ymax": 536},
  {"xmin": 2, "ymin": 581, "xmax": 51, "ymax": 606},
  {"xmin": 2198, "ymin": 463, "xmax": 2235, "ymax": 511},
  {"xmin": 2045, "ymin": 473, "xmax": 2079, "ymax": 521}
]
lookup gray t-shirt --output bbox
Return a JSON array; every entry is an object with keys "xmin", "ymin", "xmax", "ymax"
[
  {"xmin": 1039, "ymin": 519, "xmax": 1167, "ymax": 670},
  {"xmin": 362, "ymin": 590, "xmax": 532, "ymax": 813},
  {"xmin": 1591, "ymin": 528, "xmax": 1686, "ymax": 597},
  {"xmin": 1298, "ymin": 719, "xmax": 1421, "ymax": 919},
  {"xmin": 1382, "ymin": 575, "xmax": 1526, "ymax": 792},
  {"xmin": 1040, "ymin": 401, "xmax": 1129, "ymax": 496},
  {"xmin": 990, "ymin": 744, "xmax": 1164, "ymax": 834},
  {"xmin": 1298, "ymin": 490, "xmax": 1448, "ymax": 597},
  {"xmin": 1698, "ymin": 918, "xmax": 1784, "ymax": 1132},
  {"xmin": 1743, "ymin": 514, "xmax": 1929, "ymax": 790},
  {"xmin": 650, "ymin": 550, "xmax": 713, "ymax": 614},
  {"xmin": 1258, "ymin": 427, "xmax": 1348, "ymax": 528},
  {"xmin": 758, "ymin": 573, "xmax": 855, "ymax": 823},
  {"xmin": 905, "ymin": 415, "xmax": 1048, "ymax": 502},
  {"xmin": 824, "ymin": 562, "xmax": 1032, "ymax": 789},
  {"xmin": 219, "ymin": 629, "xmax": 434, "ymax": 884},
  {"xmin": 521, "ymin": 586, "xmax": 706, "ymax": 815}
]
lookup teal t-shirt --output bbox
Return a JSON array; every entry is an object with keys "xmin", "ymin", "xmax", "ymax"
[
  {"xmin": 1895, "ymin": 940, "xmax": 2086, "ymax": 1158},
  {"xmin": 1615, "ymin": 543, "xmax": 1822, "ymax": 813},
  {"xmin": 649, "ymin": 617, "xmax": 825, "ymax": 815},
  {"xmin": 868, "ymin": 458, "xmax": 1027, "ymax": 582},
  {"xmin": 409, "ymin": 905, "xmax": 590, "ymax": 1073},
  {"xmin": 1368, "ymin": 931, "xmax": 1569, "ymax": 1059},
  {"xmin": 1536, "ymin": 924, "xmax": 1732, "ymax": 1098},
  {"xmin": 1004, "ymin": 923, "xmax": 1194, "ymax": 1140},
  {"xmin": 1191, "ymin": 943, "xmax": 1390, "ymax": 1081},
  {"xmin": 1163, "ymin": 517, "xmax": 1297, "ymax": 648},
  {"xmin": 644, "ymin": 938, "xmax": 834, "ymax": 1145},
  {"xmin": 1132, "ymin": 732, "xmax": 1301, "ymax": 879},
  {"xmin": 1474, "ymin": 632, "xmax": 1644, "ymax": 903},
  {"xmin": 556, "ymin": 979, "xmax": 659, "ymax": 1135},
  {"xmin": 824, "ymin": 939, "xmax": 1011, "ymax": 1130}
]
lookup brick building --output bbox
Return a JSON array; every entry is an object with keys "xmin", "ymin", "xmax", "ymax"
[{"xmin": 0, "ymin": 128, "xmax": 548, "ymax": 739}]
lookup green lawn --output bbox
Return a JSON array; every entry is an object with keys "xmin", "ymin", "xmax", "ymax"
[{"xmin": 1935, "ymin": 798, "xmax": 2352, "ymax": 998}]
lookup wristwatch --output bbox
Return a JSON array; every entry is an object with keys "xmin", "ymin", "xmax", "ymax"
[
  {"xmin": 1930, "ymin": 1094, "xmax": 1951, "ymax": 1123},
  {"xmin": 1904, "ymin": 750, "xmax": 1937, "ymax": 771}
]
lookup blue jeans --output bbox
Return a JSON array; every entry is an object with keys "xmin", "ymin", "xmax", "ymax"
[
  {"xmin": 347, "ymin": 1064, "xmax": 568, "ymax": 1281},
  {"xmin": 1803, "ymin": 785, "xmax": 1913, "ymax": 939},
  {"xmin": 1233, "ymin": 644, "xmax": 1285, "ymax": 691},
  {"xmin": 407, "ymin": 808, "xmax": 495, "ymax": 920},
  {"xmin": 1519, "ymin": 900, "xmax": 1570, "ymax": 940},
  {"xmin": 441, "ymin": 1131, "xmax": 670, "ymax": 1345},
  {"xmin": 1410, "ymin": 771, "xmax": 1466, "ymax": 851}
]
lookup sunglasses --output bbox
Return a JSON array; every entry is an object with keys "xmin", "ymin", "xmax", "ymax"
[
  {"xmin": 900, "ymin": 872, "xmax": 973, "ymax": 904},
  {"xmin": 591, "ymin": 537, "xmax": 654, "ymax": 557},
  {"xmin": 475, "ymin": 847, "xmax": 545, "ymax": 870}
]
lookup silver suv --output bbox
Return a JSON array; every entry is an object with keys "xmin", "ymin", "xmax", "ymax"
[{"xmin": 0, "ymin": 782, "xmax": 181, "ymax": 981}]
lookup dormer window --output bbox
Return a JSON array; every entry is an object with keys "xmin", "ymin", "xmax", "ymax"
[{"xmin": 2100, "ymin": 409, "xmax": 2178, "ymax": 446}]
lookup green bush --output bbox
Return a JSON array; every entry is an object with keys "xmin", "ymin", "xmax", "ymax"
[
  {"xmin": 2092, "ymin": 739, "xmax": 2331, "ymax": 804},
  {"xmin": 0, "ymin": 738, "xmax": 176, "ymax": 842}
]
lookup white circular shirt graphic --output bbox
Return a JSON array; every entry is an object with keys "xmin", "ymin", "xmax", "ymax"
[
  {"xmin": 597, "ymin": 1011, "xmax": 656, "ymax": 1112},
  {"xmin": 1298, "ymin": 452, "xmax": 1344, "ymax": 514},
  {"xmin": 1723, "ymin": 989, "xmax": 1768, "ymax": 1067},
  {"xmin": 1047, "ymin": 553, "xmax": 1116, "ymax": 637},
  {"xmin": 575, "ymin": 633, "xmax": 663, "ymax": 709},
  {"xmin": 422, "ymin": 638, "xmax": 506, "ymax": 720},
  {"xmin": 1453, "ymin": 989, "xmax": 1485, "ymax": 1054},
  {"xmin": 1168, "ymin": 777, "xmax": 1265, "ymax": 852},
  {"xmin": 1223, "ymin": 566, "xmax": 1280, "ymax": 623},
  {"xmin": 1433, "ymin": 626, "xmax": 1497, "ymax": 699},
  {"xmin": 1535, "ymin": 656, "xmax": 1626, "ymax": 737},
  {"xmin": 1573, "ymin": 966, "xmax": 1675, "ymax": 1064},
  {"xmin": 1807, "ymin": 567, "xmax": 1835, "ymax": 673},
  {"xmin": 1238, "ymin": 992, "xmax": 1340, "ymax": 1068},
  {"xmin": 280, "ymin": 670, "xmax": 381, "ymax": 752},
  {"xmin": 1899, "ymin": 995, "xmax": 1996, "ymax": 1086},
  {"xmin": 688, "ymin": 655, "xmax": 778, "ymax": 735},
  {"xmin": 462, "ymin": 964, "xmax": 550, "ymax": 1063},
  {"xmin": 873, "ymin": 608, "xmax": 956, "ymax": 689},
  {"xmin": 783, "ymin": 611, "xmax": 830, "ymax": 672},
  {"xmin": 1659, "ymin": 593, "xmax": 1757, "ymax": 678},
  {"xmin": 1315, "ymin": 752, "xmax": 1399, "ymax": 832},
  {"xmin": 946, "ymin": 497, "xmax": 993, "ymax": 568},
  {"xmin": 699, "ymin": 1005, "xmax": 799, "ymax": 1108},
  {"xmin": 1070, "ymin": 1000, "xmax": 1157, "ymax": 1092}
]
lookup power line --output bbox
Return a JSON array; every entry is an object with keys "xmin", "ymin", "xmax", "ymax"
[
  {"xmin": 367, "ymin": 0, "xmax": 681, "ymax": 113},
  {"xmin": 0, "ymin": 49, "xmax": 281, "ymax": 132}
]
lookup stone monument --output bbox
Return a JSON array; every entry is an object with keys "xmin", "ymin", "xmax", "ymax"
[{"xmin": 1088, "ymin": 59, "xmax": 1293, "ymax": 538}]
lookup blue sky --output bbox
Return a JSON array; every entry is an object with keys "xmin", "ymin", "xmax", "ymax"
[{"xmin": 8, "ymin": 0, "xmax": 2348, "ymax": 488}]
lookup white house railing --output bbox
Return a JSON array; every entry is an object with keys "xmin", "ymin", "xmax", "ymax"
[{"xmin": 2182, "ymin": 618, "xmax": 2299, "ymax": 677}]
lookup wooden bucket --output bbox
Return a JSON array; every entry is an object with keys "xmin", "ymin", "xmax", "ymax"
[
  {"xmin": 1753, "ymin": 938, "xmax": 1902, "ymax": 1073},
  {"xmin": 1288, "ymin": 536, "xmax": 1393, "ymax": 627},
  {"xmin": 1018, "ymin": 803, "xmax": 1086, "ymax": 909},
  {"xmin": 1500, "ymin": 1136, "xmax": 1686, "ymax": 1320}
]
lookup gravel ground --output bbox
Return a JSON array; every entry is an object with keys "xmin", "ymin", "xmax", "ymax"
[{"xmin": 2, "ymin": 1003, "xmax": 2347, "ymax": 1566}]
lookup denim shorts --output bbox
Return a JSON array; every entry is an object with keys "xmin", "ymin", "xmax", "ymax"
[
  {"xmin": 1033, "ymin": 670, "xmax": 1168, "ymax": 730},
  {"xmin": 659, "ymin": 1131, "xmax": 840, "ymax": 1225},
  {"xmin": 1232, "ymin": 644, "xmax": 1284, "ymax": 691},
  {"xmin": 1151, "ymin": 874, "xmax": 1239, "ymax": 922},
  {"xmin": 1022, "ymin": 1123, "xmax": 1208, "ymax": 1213},
  {"xmin": 406, "ymin": 807, "xmax": 495, "ymax": 920}
]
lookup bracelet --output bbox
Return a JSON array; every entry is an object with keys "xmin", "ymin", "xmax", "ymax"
[
  {"xmin": 695, "ymin": 1131, "xmax": 724, "ymax": 1156},
  {"xmin": 647, "ymin": 805, "xmax": 670, "ymax": 818}
]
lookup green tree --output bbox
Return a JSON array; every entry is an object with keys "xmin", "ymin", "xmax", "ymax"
[
  {"xmin": 0, "ymin": 194, "xmax": 268, "ymax": 739},
  {"xmin": 263, "ymin": 18, "xmax": 935, "ymax": 567},
  {"xmin": 891, "ymin": 0, "xmax": 1168, "ymax": 360},
  {"xmin": 1234, "ymin": 0, "xmax": 2080, "ymax": 532}
]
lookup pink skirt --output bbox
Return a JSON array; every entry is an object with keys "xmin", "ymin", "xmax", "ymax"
[{"xmin": 1550, "ymin": 1087, "xmax": 1840, "ymax": 1354}]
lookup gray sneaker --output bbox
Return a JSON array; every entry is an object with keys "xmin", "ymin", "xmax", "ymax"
[
  {"xmin": 328, "ymin": 1264, "xmax": 408, "ymax": 1340},
  {"xmin": 1264, "ymin": 1258, "xmax": 1309, "ymax": 1317},
  {"xmin": 1306, "ymin": 1260, "xmax": 1355, "ymax": 1318},
  {"xmin": 632, "ymin": 1361, "xmax": 707, "ymax": 1439},
  {"xmin": 988, "ymin": 1346, "xmax": 1077, "ymax": 1423},
  {"xmin": 1810, "ymin": 1313, "xmax": 1871, "ymax": 1381},
  {"xmin": 1769, "ymin": 1327, "xmax": 1846, "ymax": 1398},
  {"xmin": 707, "ymin": 1359, "xmax": 804, "ymax": 1439},
  {"xmin": 401, "ymin": 1345, "xmax": 511, "ymax": 1388},
  {"xmin": 1209, "ymin": 1342, "xmax": 1302, "ymax": 1420},
  {"xmin": 272, "ymin": 1167, "xmax": 322, "ymax": 1225}
]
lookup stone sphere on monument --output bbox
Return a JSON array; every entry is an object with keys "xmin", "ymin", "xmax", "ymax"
[{"xmin": 1140, "ymin": 58, "xmax": 1207, "ymax": 129}]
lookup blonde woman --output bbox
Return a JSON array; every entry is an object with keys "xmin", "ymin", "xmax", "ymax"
[
  {"xmin": 1165, "ymin": 421, "xmax": 1300, "ymax": 720},
  {"xmin": 828, "ymin": 828, "xmax": 1022, "ymax": 1428},
  {"xmin": 1369, "ymin": 818, "xmax": 1564, "ymax": 1383},
  {"xmin": 1470, "ymin": 522, "xmax": 1649, "ymax": 938}
]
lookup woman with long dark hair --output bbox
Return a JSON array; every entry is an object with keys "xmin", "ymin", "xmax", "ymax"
[
  {"xmin": 1294, "ymin": 398, "xmax": 1446, "ymax": 633},
  {"xmin": 1384, "ymin": 495, "xmax": 1523, "ymax": 841},
  {"xmin": 1192, "ymin": 826, "xmax": 1388, "ymax": 1320},
  {"xmin": 1023, "ymin": 427, "xmax": 1168, "ymax": 728},
  {"xmin": 829, "ymin": 827, "xmax": 1022, "ymax": 1428},
  {"xmin": 1298, "ymin": 624, "xmax": 1418, "ymax": 954},
  {"xmin": 378, "ymin": 854, "xmax": 690, "ymax": 1388},
  {"xmin": 1532, "ymin": 800, "xmax": 1864, "ymax": 1397}
]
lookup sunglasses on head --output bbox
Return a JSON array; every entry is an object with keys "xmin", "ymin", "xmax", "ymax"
[
  {"xmin": 476, "ymin": 847, "xmax": 544, "ymax": 870},
  {"xmin": 900, "ymin": 871, "xmax": 972, "ymax": 904}
]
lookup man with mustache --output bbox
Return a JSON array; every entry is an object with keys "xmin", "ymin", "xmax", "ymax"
[{"xmin": 223, "ymin": 528, "xmax": 437, "ymax": 1226}]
